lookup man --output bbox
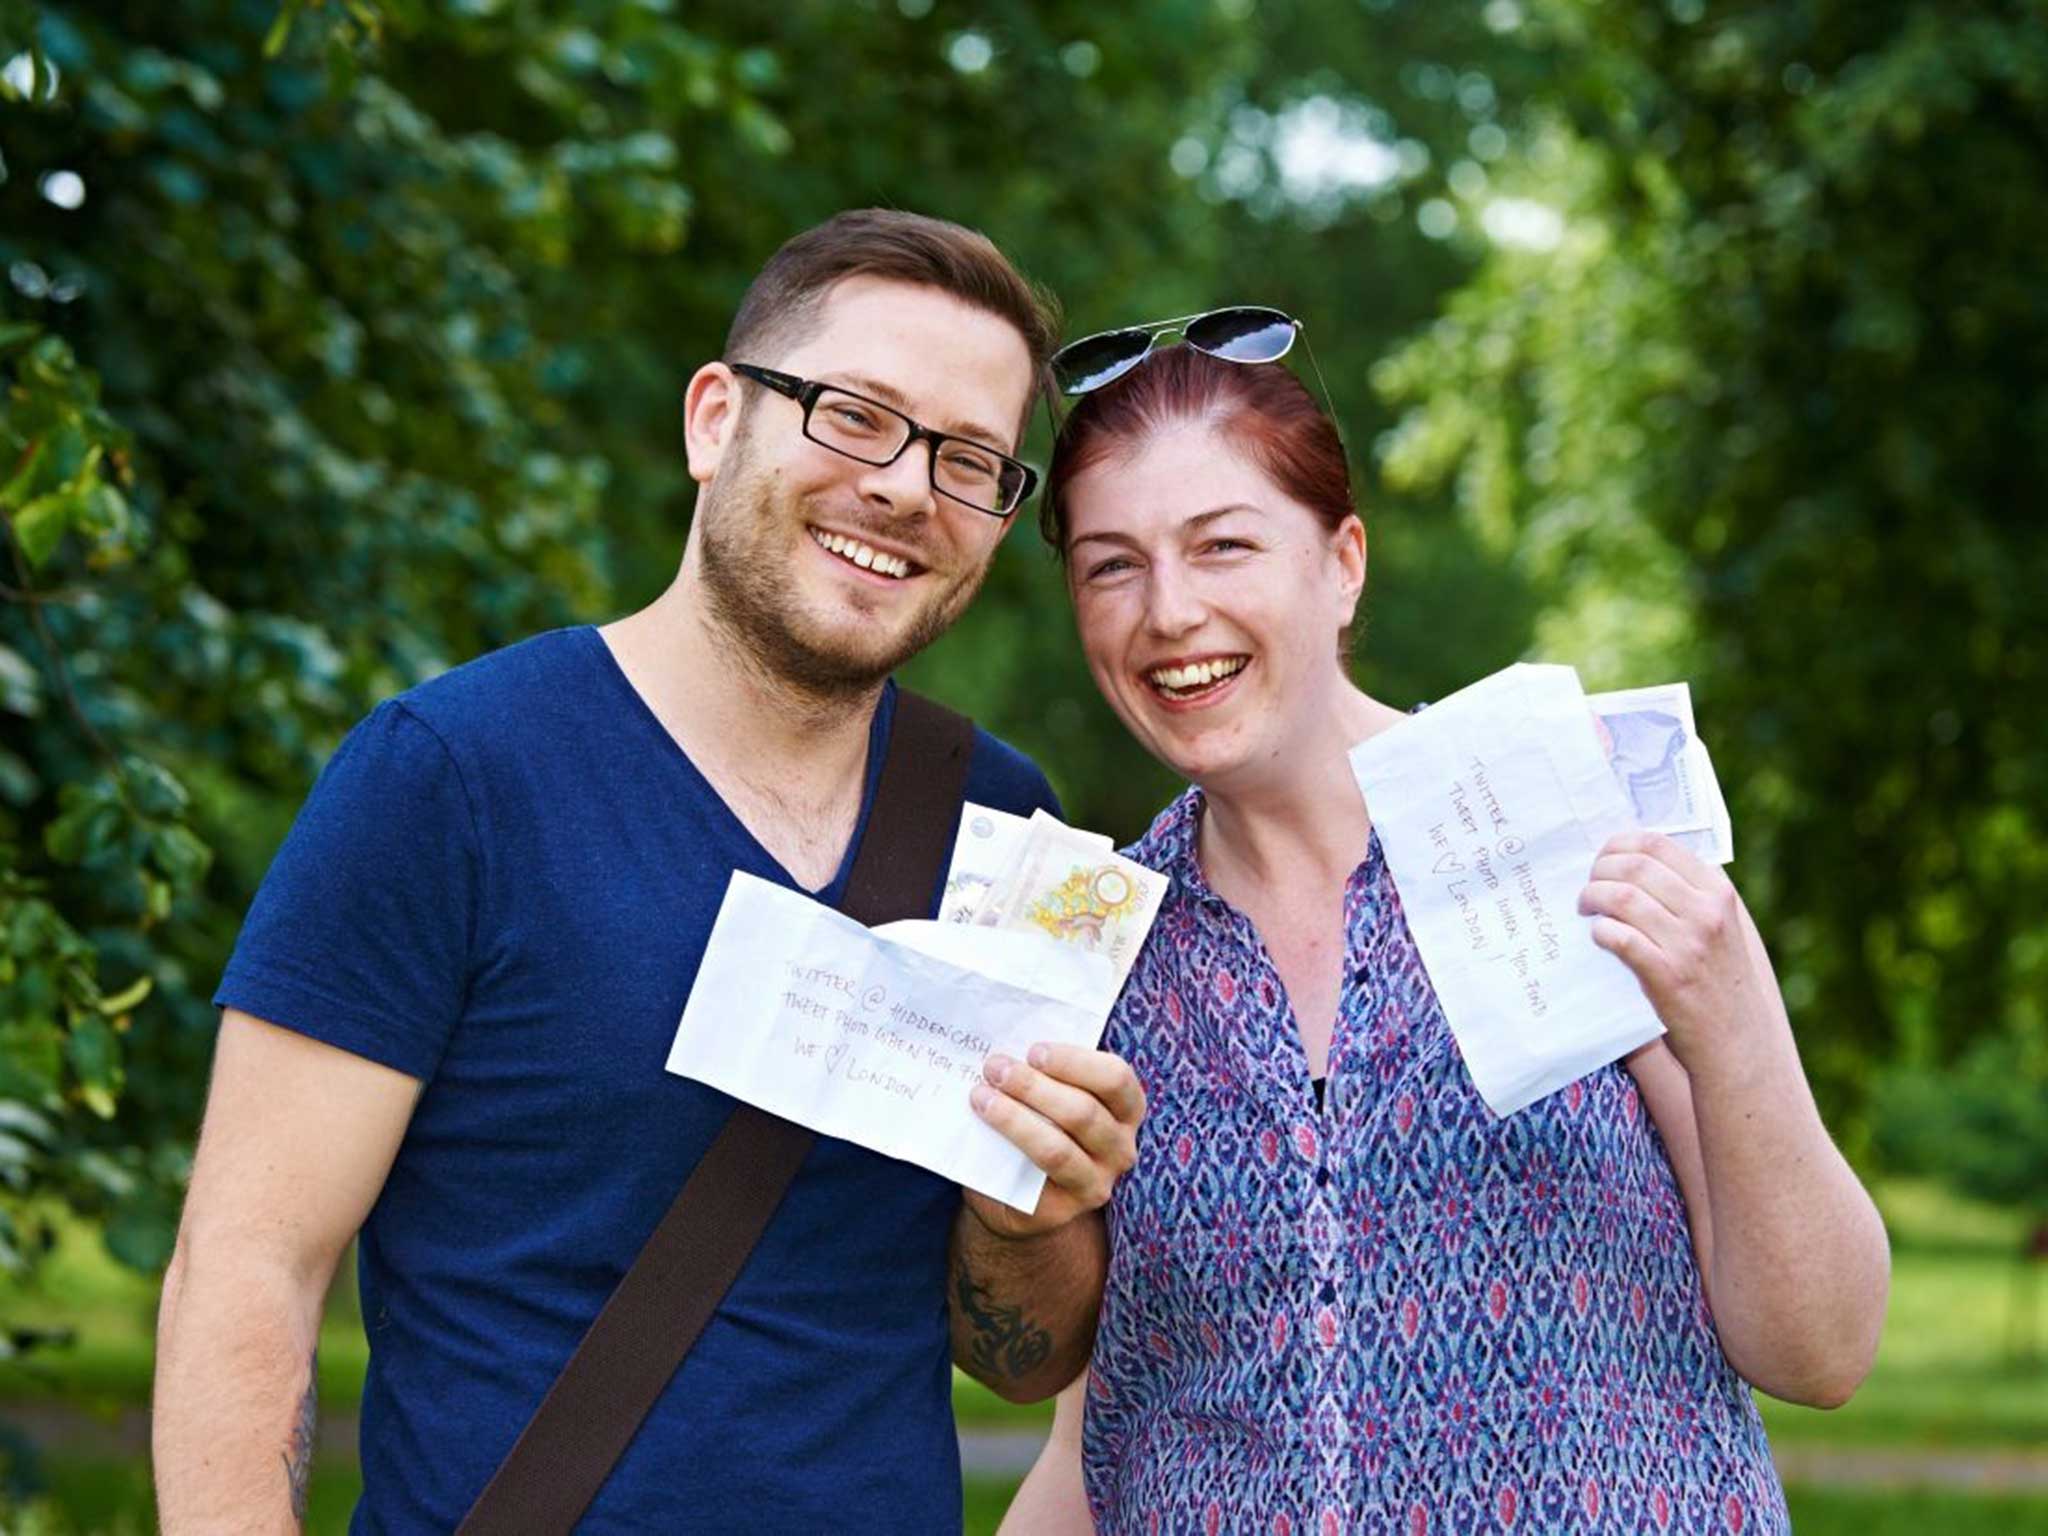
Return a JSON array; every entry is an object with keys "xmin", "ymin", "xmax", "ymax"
[{"xmin": 153, "ymin": 209, "xmax": 1142, "ymax": 1533}]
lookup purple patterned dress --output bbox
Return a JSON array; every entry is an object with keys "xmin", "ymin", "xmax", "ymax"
[{"xmin": 1082, "ymin": 787, "xmax": 1788, "ymax": 1535}]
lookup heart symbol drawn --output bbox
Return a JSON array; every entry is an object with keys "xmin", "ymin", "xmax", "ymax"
[
  {"xmin": 1433, "ymin": 852, "xmax": 1466, "ymax": 876},
  {"xmin": 823, "ymin": 1043, "xmax": 849, "ymax": 1077}
]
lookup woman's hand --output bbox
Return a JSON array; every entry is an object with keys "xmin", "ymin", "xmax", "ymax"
[{"xmin": 1577, "ymin": 829, "xmax": 1782, "ymax": 1076}]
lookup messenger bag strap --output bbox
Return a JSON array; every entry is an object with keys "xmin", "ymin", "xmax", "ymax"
[{"xmin": 458, "ymin": 690, "xmax": 976, "ymax": 1535}]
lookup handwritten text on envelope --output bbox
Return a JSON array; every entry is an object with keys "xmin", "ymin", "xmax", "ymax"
[
  {"xmin": 665, "ymin": 872, "xmax": 1114, "ymax": 1211},
  {"xmin": 1349, "ymin": 663, "xmax": 1666, "ymax": 1117}
]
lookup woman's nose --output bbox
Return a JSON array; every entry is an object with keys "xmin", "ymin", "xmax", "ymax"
[{"xmin": 1143, "ymin": 562, "xmax": 1207, "ymax": 638}]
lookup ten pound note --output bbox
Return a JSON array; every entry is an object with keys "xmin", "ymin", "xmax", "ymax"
[{"xmin": 1349, "ymin": 662, "xmax": 1736, "ymax": 1117}]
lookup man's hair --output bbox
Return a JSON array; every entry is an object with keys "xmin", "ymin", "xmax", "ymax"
[{"xmin": 723, "ymin": 209, "xmax": 1061, "ymax": 437}]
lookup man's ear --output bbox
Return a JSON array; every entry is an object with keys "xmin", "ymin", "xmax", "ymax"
[{"xmin": 682, "ymin": 362, "xmax": 743, "ymax": 486}]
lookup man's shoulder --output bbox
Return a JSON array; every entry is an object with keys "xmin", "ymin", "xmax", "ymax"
[
  {"xmin": 961, "ymin": 718, "xmax": 1061, "ymax": 819},
  {"xmin": 389, "ymin": 625, "xmax": 601, "ymax": 747}
]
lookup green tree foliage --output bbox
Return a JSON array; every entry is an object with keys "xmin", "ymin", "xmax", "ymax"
[{"xmin": 1377, "ymin": 0, "xmax": 2048, "ymax": 1118}]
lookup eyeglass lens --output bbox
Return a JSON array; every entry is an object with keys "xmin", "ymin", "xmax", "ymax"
[
  {"xmin": 807, "ymin": 387, "xmax": 1024, "ymax": 513},
  {"xmin": 1051, "ymin": 330, "xmax": 1153, "ymax": 395},
  {"xmin": 1184, "ymin": 307, "xmax": 1297, "ymax": 363}
]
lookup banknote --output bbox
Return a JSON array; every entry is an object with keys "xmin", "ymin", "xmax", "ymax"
[
  {"xmin": 939, "ymin": 803, "xmax": 1111, "ymax": 925},
  {"xmin": 1668, "ymin": 740, "xmax": 1734, "ymax": 864},
  {"xmin": 978, "ymin": 810, "xmax": 1169, "ymax": 996},
  {"xmin": 1585, "ymin": 683, "xmax": 1733, "ymax": 863}
]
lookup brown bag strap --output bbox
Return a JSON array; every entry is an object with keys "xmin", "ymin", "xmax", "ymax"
[{"xmin": 458, "ymin": 690, "xmax": 976, "ymax": 1535}]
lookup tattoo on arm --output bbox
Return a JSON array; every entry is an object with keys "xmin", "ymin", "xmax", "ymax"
[
  {"xmin": 954, "ymin": 1261, "xmax": 1053, "ymax": 1382},
  {"xmin": 283, "ymin": 1347, "xmax": 318, "ymax": 1525}
]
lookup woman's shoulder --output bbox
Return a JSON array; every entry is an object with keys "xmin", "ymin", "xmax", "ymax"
[{"xmin": 1119, "ymin": 784, "xmax": 1202, "ymax": 871}]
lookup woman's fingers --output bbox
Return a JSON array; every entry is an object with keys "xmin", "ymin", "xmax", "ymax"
[
  {"xmin": 1587, "ymin": 841, "xmax": 1701, "ymax": 919},
  {"xmin": 1577, "ymin": 877, "xmax": 1685, "ymax": 957}
]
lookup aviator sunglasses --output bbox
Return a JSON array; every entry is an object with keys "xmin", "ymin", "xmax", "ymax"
[{"xmin": 1050, "ymin": 305, "xmax": 1303, "ymax": 396}]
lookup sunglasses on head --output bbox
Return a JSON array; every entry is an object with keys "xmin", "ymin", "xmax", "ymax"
[{"xmin": 1050, "ymin": 305, "xmax": 1302, "ymax": 396}]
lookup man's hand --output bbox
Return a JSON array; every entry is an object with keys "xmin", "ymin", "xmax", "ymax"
[{"xmin": 966, "ymin": 1043, "xmax": 1145, "ymax": 1239}]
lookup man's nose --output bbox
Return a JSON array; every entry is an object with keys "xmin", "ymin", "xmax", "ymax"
[{"xmin": 855, "ymin": 438, "xmax": 938, "ymax": 521}]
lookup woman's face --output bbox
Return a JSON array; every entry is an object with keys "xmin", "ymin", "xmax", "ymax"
[{"xmin": 1063, "ymin": 419, "xmax": 1364, "ymax": 789}]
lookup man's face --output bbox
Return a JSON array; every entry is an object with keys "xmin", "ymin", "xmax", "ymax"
[{"xmin": 690, "ymin": 276, "xmax": 1035, "ymax": 696}]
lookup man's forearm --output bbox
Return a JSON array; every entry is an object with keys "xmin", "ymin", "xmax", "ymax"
[
  {"xmin": 949, "ymin": 1204, "xmax": 1107, "ymax": 1402},
  {"xmin": 154, "ymin": 1244, "xmax": 329, "ymax": 1534}
]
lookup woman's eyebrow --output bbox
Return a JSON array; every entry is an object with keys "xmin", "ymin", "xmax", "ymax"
[
  {"xmin": 1070, "ymin": 504, "xmax": 1267, "ymax": 552},
  {"xmin": 1069, "ymin": 530, "xmax": 1141, "ymax": 551},
  {"xmin": 1185, "ymin": 503, "xmax": 1265, "ymax": 529}
]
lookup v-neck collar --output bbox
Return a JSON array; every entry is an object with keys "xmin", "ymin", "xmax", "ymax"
[
  {"xmin": 1138, "ymin": 784, "xmax": 1389, "ymax": 1118},
  {"xmin": 576, "ymin": 624, "xmax": 893, "ymax": 903}
]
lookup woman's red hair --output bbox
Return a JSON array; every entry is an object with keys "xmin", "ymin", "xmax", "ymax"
[{"xmin": 1040, "ymin": 344, "xmax": 1356, "ymax": 555}]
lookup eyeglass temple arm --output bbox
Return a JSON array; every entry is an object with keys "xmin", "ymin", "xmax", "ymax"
[{"xmin": 731, "ymin": 363, "xmax": 805, "ymax": 398}]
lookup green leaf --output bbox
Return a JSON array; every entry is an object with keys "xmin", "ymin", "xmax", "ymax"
[
  {"xmin": 9, "ymin": 488, "xmax": 77, "ymax": 566},
  {"xmin": 0, "ymin": 1130, "xmax": 38, "ymax": 1185},
  {"xmin": 43, "ymin": 793, "xmax": 96, "ymax": 863},
  {"xmin": 105, "ymin": 1197, "xmax": 179, "ymax": 1272},
  {"xmin": 0, "ymin": 643, "xmax": 41, "ymax": 716},
  {"xmin": 0, "ymin": 322, "xmax": 39, "ymax": 353},
  {"xmin": 65, "ymin": 1013, "xmax": 123, "ymax": 1115},
  {"xmin": 97, "ymin": 975, "xmax": 154, "ymax": 1015},
  {"xmin": 263, "ymin": 0, "xmax": 306, "ymax": 59},
  {"xmin": 150, "ymin": 823, "xmax": 214, "ymax": 890},
  {"xmin": 44, "ymin": 420, "xmax": 89, "ymax": 484},
  {"xmin": 0, "ymin": 1020, "xmax": 64, "ymax": 1101},
  {"xmin": 0, "ymin": 437, "xmax": 48, "ymax": 514},
  {"xmin": 79, "ymin": 480, "xmax": 130, "ymax": 541},
  {"xmin": 124, "ymin": 758, "xmax": 190, "ymax": 818},
  {"xmin": 0, "ymin": 1101, "xmax": 57, "ymax": 1143}
]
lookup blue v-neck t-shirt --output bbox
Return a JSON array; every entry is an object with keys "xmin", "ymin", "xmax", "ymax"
[{"xmin": 215, "ymin": 625, "xmax": 1061, "ymax": 1533}]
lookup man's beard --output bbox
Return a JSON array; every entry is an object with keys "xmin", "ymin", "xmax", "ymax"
[{"xmin": 695, "ymin": 438, "xmax": 989, "ymax": 700}]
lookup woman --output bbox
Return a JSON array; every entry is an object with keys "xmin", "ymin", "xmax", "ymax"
[{"xmin": 998, "ymin": 324, "xmax": 1889, "ymax": 1533}]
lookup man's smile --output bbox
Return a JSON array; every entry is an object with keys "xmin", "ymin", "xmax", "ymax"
[{"xmin": 808, "ymin": 525, "xmax": 923, "ymax": 581}]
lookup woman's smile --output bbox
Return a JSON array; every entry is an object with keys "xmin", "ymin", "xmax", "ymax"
[{"xmin": 1141, "ymin": 652, "xmax": 1252, "ymax": 708}]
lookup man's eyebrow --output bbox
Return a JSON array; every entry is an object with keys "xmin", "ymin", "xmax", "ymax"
[{"xmin": 827, "ymin": 372, "xmax": 1012, "ymax": 452}]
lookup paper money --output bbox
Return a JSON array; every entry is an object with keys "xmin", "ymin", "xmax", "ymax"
[
  {"xmin": 1585, "ymin": 683, "xmax": 1733, "ymax": 863},
  {"xmin": 939, "ymin": 804, "xmax": 1110, "ymax": 925},
  {"xmin": 976, "ymin": 810, "xmax": 1168, "ymax": 997},
  {"xmin": 1669, "ymin": 745, "xmax": 1734, "ymax": 864}
]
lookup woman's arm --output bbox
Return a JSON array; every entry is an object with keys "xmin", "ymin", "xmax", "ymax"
[
  {"xmin": 998, "ymin": 1373, "xmax": 1095, "ymax": 1536},
  {"xmin": 1585, "ymin": 832, "xmax": 1889, "ymax": 1408}
]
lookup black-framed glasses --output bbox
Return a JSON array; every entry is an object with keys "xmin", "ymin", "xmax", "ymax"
[
  {"xmin": 1050, "ymin": 305, "xmax": 1301, "ymax": 396},
  {"xmin": 730, "ymin": 363, "xmax": 1038, "ymax": 518}
]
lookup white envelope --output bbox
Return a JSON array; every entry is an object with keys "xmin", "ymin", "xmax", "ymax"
[
  {"xmin": 1350, "ymin": 663, "xmax": 1666, "ymax": 1116},
  {"xmin": 667, "ymin": 872, "xmax": 1116, "ymax": 1210}
]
